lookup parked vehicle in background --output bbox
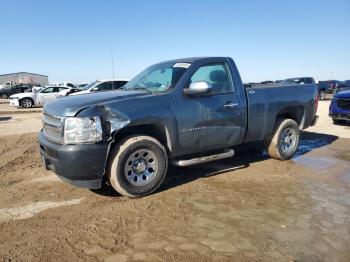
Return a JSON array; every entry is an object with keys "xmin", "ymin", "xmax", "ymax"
[
  {"xmin": 317, "ymin": 80, "xmax": 342, "ymax": 100},
  {"xmin": 260, "ymin": 80, "xmax": 275, "ymax": 85},
  {"xmin": 9, "ymin": 86, "xmax": 70, "ymax": 108},
  {"xmin": 58, "ymin": 87, "xmax": 81, "ymax": 97},
  {"xmin": 78, "ymin": 83, "xmax": 88, "ymax": 88},
  {"xmin": 329, "ymin": 89, "xmax": 350, "ymax": 124},
  {"xmin": 335, "ymin": 80, "xmax": 350, "ymax": 93},
  {"xmin": 53, "ymin": 82, "xmax": 80, "ymax": 89},
  {"xmin": 39, "ymin": 57, "xmax": 318, "ymax": 198},
  {"xmin": 69, "ymin": 79, "xmax": 129, "ymax": 95},
  {"xmin": 0, "ymin": 83, "xmax": 34, "ymax": 99},
  {"xmin": 280, "ymin": 77, "xmax": 316, "ymax": 85}
]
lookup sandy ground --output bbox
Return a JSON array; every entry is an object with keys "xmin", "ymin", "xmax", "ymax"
[{"xmin": 0, "ymin": 101, "xmax": 349, "ymax": 261}]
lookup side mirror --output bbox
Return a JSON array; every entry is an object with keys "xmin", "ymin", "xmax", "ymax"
[
  {"xmin": 183, "ymin": 81, "xmax": 212, "ymax": 96},
  {"xmin": 91, "ymin": 87, "xmax": 99, "ymax": 92}
]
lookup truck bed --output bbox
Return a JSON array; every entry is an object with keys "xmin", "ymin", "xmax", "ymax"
[{"xmin": 244, "ymin": 84, "xmax": 317, "ymax": 142}]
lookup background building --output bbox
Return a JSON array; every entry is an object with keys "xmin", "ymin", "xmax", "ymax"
[{"xmin": 0, "ymin": 72, "xmax": 48, "ymax": 86}]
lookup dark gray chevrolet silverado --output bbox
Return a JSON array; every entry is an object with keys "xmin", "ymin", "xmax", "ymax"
[{"xmin": 39, "ymin": 57, "xmax": 318, "ymax": 198}]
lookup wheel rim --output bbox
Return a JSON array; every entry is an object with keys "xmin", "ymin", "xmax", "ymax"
[
  {"xmin": 280, "ymin": 126, "xmax": 297, "ymax": 153},
  {"xmin": 124, "ymin": 149, "xmax": 159, "ymax": 186},
  {"xmin": 22, "ymin": 99, "xmax": 32, "ymax": 108},
  {"xmin": 1, "ymin": 94, "xmax": 7, "ymax": 99},
  {"xmin": 320, "ymin": 92, "xmax": 325, "ymax": 100}
]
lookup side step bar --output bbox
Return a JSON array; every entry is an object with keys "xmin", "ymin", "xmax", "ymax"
[{"xmin": 173, "ymin": 149, "xmax": 235, "ymax": 166}]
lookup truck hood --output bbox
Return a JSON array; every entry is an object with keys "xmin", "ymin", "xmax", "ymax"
[
  {"xmin": 334, "ymin": 90, "xmax": 350, "ymax": 98},
  {"xmin": 44, "ymin": 90, "xmax": 148, "ymax": 117}
]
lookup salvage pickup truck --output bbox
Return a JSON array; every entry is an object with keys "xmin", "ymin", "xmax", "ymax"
[{"xmin": 39, "ymin": 57, "xmax": 318, "ymax": 198}]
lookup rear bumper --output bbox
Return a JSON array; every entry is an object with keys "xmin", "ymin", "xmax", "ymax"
[
  {"xmin": 38, "ymin": 130, "xmax": 109, "ymax": 189},
  {"xmin": 329, "ymin": 113, "xmax": 350, "ymax": 121}
]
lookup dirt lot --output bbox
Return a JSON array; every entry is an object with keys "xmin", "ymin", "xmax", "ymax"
[{"xmin": 0, "ymin": 101, "xmax": 349, "ymax": 261}]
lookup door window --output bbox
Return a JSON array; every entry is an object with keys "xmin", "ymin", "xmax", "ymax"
[
  {"xmin": 190, "ymin": 63, "xmax": 233, "ymax": 94},
  {"xmin": 41, "ymin": 87, "xmax": 55, "ymax": 93}
]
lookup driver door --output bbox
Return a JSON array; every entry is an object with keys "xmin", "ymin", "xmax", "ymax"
[
  {"xmin": 37, "ymin": 87, "xmax": 59, "ymax": 105},
  {"xmin": 174, "ymin": 62, "xmax": 244, "ymax": 154}
]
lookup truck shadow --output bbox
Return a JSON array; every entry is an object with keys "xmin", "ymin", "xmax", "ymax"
[
  {"xmin": 91, "ymin": 131, "xmax": 338, "ymax": 197},
  {"xmin": 159, "ymin": 131, "xmax": 338, "ymax": 194}
]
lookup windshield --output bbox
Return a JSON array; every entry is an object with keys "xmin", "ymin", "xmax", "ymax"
[
  {"xmin": 123, "ymin": 62, "xmax": 190, "ymax": 93},
  {"xmin": 82, "ymin": 80, "xmax": 101, "ymax": 91}
]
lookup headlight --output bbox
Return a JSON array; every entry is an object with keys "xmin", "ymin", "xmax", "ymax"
[{"xmin": 64, "ymin": 117, "xmax": 103, "ymax": 144}]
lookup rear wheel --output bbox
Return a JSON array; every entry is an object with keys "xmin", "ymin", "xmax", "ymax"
[
  {"xmin": 21, "ymin": 98, "xmax": 33, "ymax": 108},
  {"xmin": 267, "ymin": 118, "xmax": 300, "ymax": 160},
  {"xmin": 1, "ymin": 94, "xmax": 8, "ymax": 99},
  {"xmin": 108, "ymin": 135, "xmax": 168, "ymax": 198}
]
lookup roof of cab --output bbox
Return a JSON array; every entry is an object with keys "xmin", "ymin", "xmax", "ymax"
[
  {"xmin": 97, "ymin": 79, "xmax": 130, "ymax": 82},
  {"xmin": 158, "ymin": 57, "xmax": 230, "ymax": 64}
]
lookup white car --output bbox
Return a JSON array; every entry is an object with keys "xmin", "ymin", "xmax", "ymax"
[
  {"xmin": 70, "ymin": 79, "xmax": 128, "ymax": 96},
  {"xmin": 9, "ymin": 86, "xmax": 70, "ymax": 108}
]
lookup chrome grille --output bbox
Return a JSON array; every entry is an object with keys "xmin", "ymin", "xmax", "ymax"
[{"xmin": 42, "ymin": 113, "xmax": 63, "ymax": 144}]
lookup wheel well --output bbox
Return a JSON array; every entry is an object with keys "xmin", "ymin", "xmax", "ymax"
[
  {"xmin": 19, "ymin": 97, "xmax": 34, "ymax": 104},
  {"xmin": 276, "ymin": 106, "xmax": 304, "ymax": 127},
  {"xmin": 319, "ymin": 89, "xmax": 326, "ymax": 93},
  {"xmin": 111, "ymin": 124, "xmax": 170, "ymax": 153},
  {"xmin": 103, "ymin": 124, "xmax": 170, "ymax": 179}
]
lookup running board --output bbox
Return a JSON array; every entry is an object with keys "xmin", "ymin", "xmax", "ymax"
[{"xmin": 173, "ymin": 149, "xmax": 235, "ymax": 166}]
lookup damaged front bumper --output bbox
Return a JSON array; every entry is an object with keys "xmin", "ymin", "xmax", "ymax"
[{"xmin": 38, "ymin": 130, "xmax": 109, "ymax": 189}]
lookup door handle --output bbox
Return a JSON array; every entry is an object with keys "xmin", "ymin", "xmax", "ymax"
[{"xmin": 223, "ymin": 102, "xmax": 238, "ymax": 109}]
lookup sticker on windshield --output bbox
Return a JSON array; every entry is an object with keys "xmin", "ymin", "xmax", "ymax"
[{"xmin": 173, "ymin": 63, "xmax": 191, "ymax": 68}]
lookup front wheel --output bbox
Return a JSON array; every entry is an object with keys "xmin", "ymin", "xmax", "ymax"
[
  {"xmin": 108, "ymin": 135, "xmax": 168, "ymax": 198},
  {"xmin": 267, "ymin": 118, "xmax": 300, "ymax": 160},
  {"xmin": 21, "ymin": 98, "xmax": 33, "ymax": 108}
]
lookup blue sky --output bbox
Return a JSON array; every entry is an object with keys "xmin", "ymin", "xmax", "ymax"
[{"xmin": 0, "ymin": 0, "xmax": 349, "ymax": 83}]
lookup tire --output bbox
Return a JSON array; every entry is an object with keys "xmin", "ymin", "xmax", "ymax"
[
  {"xmin": 333, "ymin": 119, "xmax": 345, "ymax": 125},
  {"xmin": 1, "ymin": 94, "xmax": 8, "ymax": 99},
  {"xmin": 108, "ymin": 135, "xmax": 168, "ymax": 198},
  {"xmin": 267, "ymin": 118, "xmax": 300, "ymax": 160},
  {"xmin": 21, "ymin": 98, "xmax": 33, "ymax": 108},
  {"xmin": 318, "ymin": 91, "xmax": 326, "ymax": 100}
]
